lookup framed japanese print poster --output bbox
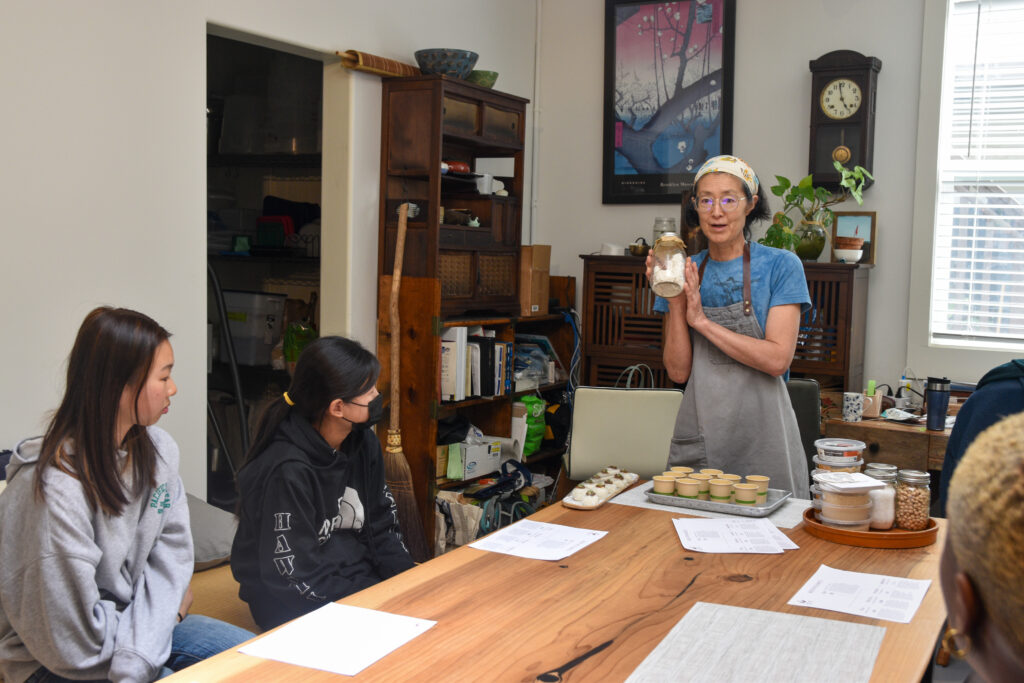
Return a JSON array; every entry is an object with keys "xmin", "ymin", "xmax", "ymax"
[{"xmin": 602, "ymin": 0, "xmax": 736, "ymax": 204}]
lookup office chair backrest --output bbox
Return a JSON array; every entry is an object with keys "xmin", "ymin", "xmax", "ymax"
[
  {"xmin": 785, "ymin": 377, "xmax": 822, "ymax": 476},
  {"xmin": 565, "ymin": 386, "xmax": 684, "ymax": 480}
]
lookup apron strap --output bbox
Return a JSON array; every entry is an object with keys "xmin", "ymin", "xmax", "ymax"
[{"xmin": 697, "ymin": 241, "xmax": 753, "ymax": 316}]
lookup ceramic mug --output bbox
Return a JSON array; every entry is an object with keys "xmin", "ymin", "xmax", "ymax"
[{"xmin": 843, "ymin": 391, "xmax": 864, "ymax": 422}]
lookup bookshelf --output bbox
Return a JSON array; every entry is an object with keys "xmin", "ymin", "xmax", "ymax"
[{"xmin": 376, "ymin": 275, "xmax": 576, "ymax": 553}]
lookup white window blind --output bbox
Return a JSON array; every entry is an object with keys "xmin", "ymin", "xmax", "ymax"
[{"xmin": 932, "ymin": 0, "xmax": 1024, "ymax": 349}]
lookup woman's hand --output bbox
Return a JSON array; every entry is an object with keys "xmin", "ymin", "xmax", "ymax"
[
  {"xmin": 178, "ymin": 586, "xmax": 193, "ymax": 621},
  {"xmin": 644, "ymin": 251, "xmax": 654, "ymax": 281},
  {"xmin": 682, "ymin": 257, "xmax": 707, "ymax": 330}
]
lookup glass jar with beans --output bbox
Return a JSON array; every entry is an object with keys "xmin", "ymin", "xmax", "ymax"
[{"xmin": 895, "ymin": 470, "xmax": 931, "ymax": 530}]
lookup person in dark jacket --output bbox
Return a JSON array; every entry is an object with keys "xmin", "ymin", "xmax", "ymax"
[
  {"xmin": 231, "ymin": 336, "xmax": 414, "ymax": 630},
  {"xmin": 937, "ymin": 359, "xmax": 1024, "ymax": 517}
]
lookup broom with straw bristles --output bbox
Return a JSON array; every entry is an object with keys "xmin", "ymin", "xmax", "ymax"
[{"xmin": 384, "ymin": 202, "xmax": 431, "ymax": 562}]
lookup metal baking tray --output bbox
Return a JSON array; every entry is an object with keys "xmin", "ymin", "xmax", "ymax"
[{"xmin": 645, "ymin": 487, "xmax": 792, "ymax": 518}]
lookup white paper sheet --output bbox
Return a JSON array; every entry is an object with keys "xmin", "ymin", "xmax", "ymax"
[
  {"xmin": 468, "ymin": 519, "xmax": 607, "ymax": 560},
  {"xmin": 626, "ymin": 602, "xmax": 885, "ymax": 683},
  {"xmin": 671, "ymin": 517, "xmax": 791, "ymax": 554},
  {"xmin": 238, "ymin": 603, "xmax": 435, "ymax": 676},
  {"xmin": 610, "ymin": 481, "xmax": 811, "ymax": 528},
  {"xmin": 788, "ymin": 564, "xmax": 932, "ymax": 623}
]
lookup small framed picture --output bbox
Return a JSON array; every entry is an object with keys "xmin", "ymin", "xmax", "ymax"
[{"xmin": 831, "ymin": 211, "xmax": 876, "ymax": 265}]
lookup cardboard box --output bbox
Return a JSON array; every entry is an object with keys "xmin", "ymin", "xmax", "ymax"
[{"xmin": 519, "ymin": 245, "xmax": 551, "ymax": 317}]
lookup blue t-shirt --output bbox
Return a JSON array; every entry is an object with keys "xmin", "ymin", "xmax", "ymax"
[{"xmin": 653, "ymin": 241, "xmax": 811, "ymax": 331}]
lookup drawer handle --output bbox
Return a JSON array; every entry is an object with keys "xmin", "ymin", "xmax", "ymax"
[{"xmin": 868, "ymin": 442, "xmax": 880, "ymax": 454}]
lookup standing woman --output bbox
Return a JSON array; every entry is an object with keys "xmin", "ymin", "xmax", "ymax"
[
  {"xmin": 231, "ymin": 336, "xmax": 414, "ymax": 631},
  {"xmin": 0, "ymin": 307, "xmax": 253, "ymax": 683},
  {"xmin": 647, "ymin": 155, "xmax": 811, "ymax": 497}
]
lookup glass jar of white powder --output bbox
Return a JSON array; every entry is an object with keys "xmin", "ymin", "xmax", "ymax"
[
  {"xmin": 864, "ymin": 468, "xmax": 896, "ymax": 530},
  {"xmin": 650, "ymin": 232, "xmax": 687, "ymax": 298}
]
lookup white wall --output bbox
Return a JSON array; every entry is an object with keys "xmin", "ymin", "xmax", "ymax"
[
  {"xmin": 535, "ymin": 0, "xmax": 931, "ymax": 391},
  {"xmin": 0, "ymin": 0, "xmax": 538, "ymax": 493}
]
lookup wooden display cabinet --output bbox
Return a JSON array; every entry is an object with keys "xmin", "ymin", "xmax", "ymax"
[{"xmin": 378, "ymin": 75, "xmax": 528, "ymax": 317}]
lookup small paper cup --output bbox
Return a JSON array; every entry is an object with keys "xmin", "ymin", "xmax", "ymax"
[
  {"xmin": 700, "ymin": 468, "xmax": 723, "ymax": 477},
  {"xmin": 689, "ymin": 473, "xmax": 713, "ymax": 500},
  {"xmin": 708, "ymin": 479, "xmax": 733, "ymax": 503},
  {"xmin": 733, "ymin": 483, "xmax": 759, "ymax": 505},
  {"xmin": 746, "ymin": 475, "xmax": 770, "ymax": 503},
  {"xmin": 719, "ymin": 474, "xmax": 742, "ymax": 501},
  {"xmin": 675, "ymin": 478, "xmax": 700, "ymax": 498},
  {"xmin": 670, "ymin": 466, "xmax": 694, "ymax": 476},
  {"xmin": 652, "ymin": 475, "xmax": 676, "ymax": 495}
]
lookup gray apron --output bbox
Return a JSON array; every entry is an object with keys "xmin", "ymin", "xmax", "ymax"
[{"xmin": 667, "ymin": 243, "xmax": 809, "ymax": 498}]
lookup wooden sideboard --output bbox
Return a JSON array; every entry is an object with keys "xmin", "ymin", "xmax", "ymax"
[
  {"xmin": 580, "ymin": 256, "xmax": 870, "ymax": 392},
  {"xmin": 824, "ymin": 418, "xmax": 949, "ymax": 472},
  {"xmin": 790, "ymin": 263, "xmax": 871, "ymax": 392},
  {"xmin": 579, "ymin": 254, "xmax": 674, "ymax": 388}
]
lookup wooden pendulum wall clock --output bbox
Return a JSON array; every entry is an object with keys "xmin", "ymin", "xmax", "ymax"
[{"xmin": 808, "ymin": 50, "xmax": 881, "ymax": 190}]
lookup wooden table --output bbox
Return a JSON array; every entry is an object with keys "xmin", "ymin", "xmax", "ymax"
[
  {"xmin": 824, "ymin": 417, "xmax": 951, "ymax": 472},
  {"xmin": 169, "ymin": 503, "xmax": 947, "ymax": 682}
]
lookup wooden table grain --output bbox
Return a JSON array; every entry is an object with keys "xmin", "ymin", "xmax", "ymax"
[{"xmin": 168, "ymin": 503, "xmax": 947, "ymax": 682}]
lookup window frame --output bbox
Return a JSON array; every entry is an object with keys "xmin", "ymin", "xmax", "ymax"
[{"xmin": 907, "ymin": 0, "xmax": 1021, "ymax": 380}]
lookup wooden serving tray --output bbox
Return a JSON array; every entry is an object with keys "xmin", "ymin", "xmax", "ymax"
[{"xmin": 801, "ymin": 508, "xmax": 938, "ymax": 548}]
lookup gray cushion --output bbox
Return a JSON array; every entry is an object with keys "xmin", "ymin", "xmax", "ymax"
[{"xmin": 187, "ymin": 493, "xmax": 237, "ymax": 571}]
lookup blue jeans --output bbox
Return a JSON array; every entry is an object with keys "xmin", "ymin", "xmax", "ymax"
[{"xmin": 26, "ymin": 615, "xmax": 255, "ymax": 682}]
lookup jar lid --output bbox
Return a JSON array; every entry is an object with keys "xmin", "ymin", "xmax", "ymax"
[
  {"xmin": 897, "ymin": 469, "xmax": 931, "ymax": 484},
  {"xmin": 864, "ymin": 462, "xmax": 897, "ymax": 472},
  {"xmin": 865, "ymin": 469, "xmax": 896, "ymax": 482}
]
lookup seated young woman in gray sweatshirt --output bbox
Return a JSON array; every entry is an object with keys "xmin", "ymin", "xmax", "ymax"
[{"xmin": 0, "ymin": 307, "xmax": 253, "ymax": 683}]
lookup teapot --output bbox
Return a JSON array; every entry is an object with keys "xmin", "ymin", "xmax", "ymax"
[{"xmin": 628, "ymin": 237, "xmax": 650, "ymax": 257}]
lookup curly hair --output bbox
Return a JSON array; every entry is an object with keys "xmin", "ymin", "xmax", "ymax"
[{"xmin": 947, "ymin": 411, "xmax": 1024, "ymax": 654}]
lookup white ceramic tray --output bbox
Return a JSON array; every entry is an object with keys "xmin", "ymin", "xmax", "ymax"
[{"xmin": 644, "ymin": 487, "xmax": 792, "ymax": 518}]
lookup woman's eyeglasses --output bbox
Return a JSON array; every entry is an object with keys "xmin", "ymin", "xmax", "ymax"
[{"xmin": 694, "ymin": 196, "xmax": 747, "ymax": 213}]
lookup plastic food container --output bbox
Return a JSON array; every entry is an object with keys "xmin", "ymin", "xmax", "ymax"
[
  {"xmin": 812, "ymin": 455, "xmax": 863, "ymax": 473},
  {"xmin": 814, "ymin": 438, "xmax": 867, "ymax": 463},
  {"xmin": 818, "ymin": 515, "xmax": 871, "ymax": 532},
  {"xmin": 820, "ymin": 488, "xmax": 871, "ymax": 506},
  {"xmin": 820, "ymin": 500, "xmax": 872, "ymax": 522}
]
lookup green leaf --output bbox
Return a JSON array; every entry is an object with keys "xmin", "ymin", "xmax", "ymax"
[{"xmin": 797, "ymin": 175, "xmax": 814, "ymax": 190}]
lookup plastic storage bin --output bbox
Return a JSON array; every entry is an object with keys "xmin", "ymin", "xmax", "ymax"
[{"xmin": 222, "ymin": 290, "xmax": 286, "ymax": 366}]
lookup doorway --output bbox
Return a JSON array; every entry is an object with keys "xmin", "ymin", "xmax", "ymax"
[{"xmin": 206, "ymin": 32, "xmax": 324, "ymax": 509}]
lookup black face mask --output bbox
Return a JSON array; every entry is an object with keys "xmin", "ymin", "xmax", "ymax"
[{"xmin": 344, "ymin": 393, "xmax": 383, "ymax": 430}]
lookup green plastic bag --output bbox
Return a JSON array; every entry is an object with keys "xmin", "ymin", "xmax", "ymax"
[
  {"xmin": 519, "ymin": 395, "xmax": 547, "ymax": 457},
  {"xmin": 283, "ymin": 322, "xmax": 318, "ymax": 374}
]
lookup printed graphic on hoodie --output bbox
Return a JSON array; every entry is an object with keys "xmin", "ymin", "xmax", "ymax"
[
  {"xmin": 149, "ymin": 483, "xmax": 171, "ymax": 514},
  {"xmin": 271, "ymin": 488, "xmax": 366, "ymax": 602}
]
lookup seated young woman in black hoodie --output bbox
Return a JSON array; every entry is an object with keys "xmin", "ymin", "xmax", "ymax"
[{"xmin": 231, "ymin": 336, "xmax": 415, "ymax": 630}]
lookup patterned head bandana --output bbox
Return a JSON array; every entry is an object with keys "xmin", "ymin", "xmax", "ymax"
[{"xmin": 693, "ymin": 155, "xmax": 759, "ymax": 196}]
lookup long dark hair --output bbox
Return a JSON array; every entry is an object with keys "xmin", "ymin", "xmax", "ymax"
[
  {"xmin": 36, "ymin": 307, "xmax": 171, "ymax": 516},
  {"xmin": 242, "ymin": 336, "xmax": 381, "ymax": 467},
  {"xmin": 681, "ymin": 177, "xmax": 771, "ymax": 255}
]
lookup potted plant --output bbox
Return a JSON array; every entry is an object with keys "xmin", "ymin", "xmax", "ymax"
[{"xmin": 758, "ymin": 161, "xmax": 873, "ymax": 260}]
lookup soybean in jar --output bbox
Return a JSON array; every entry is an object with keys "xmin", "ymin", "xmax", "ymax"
[{"xmin": 895, "ymin": 469, "xmax": 930, "ymax": 531}]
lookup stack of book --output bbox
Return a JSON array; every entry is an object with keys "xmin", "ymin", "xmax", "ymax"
[{"xmin": 439, "ymin": 325, "xmax": 513, "ymax": 402}]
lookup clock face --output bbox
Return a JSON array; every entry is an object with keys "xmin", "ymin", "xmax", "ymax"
[{"xmin": 819, "ymin": 78, "xmax": 862, "ymax": 120}]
